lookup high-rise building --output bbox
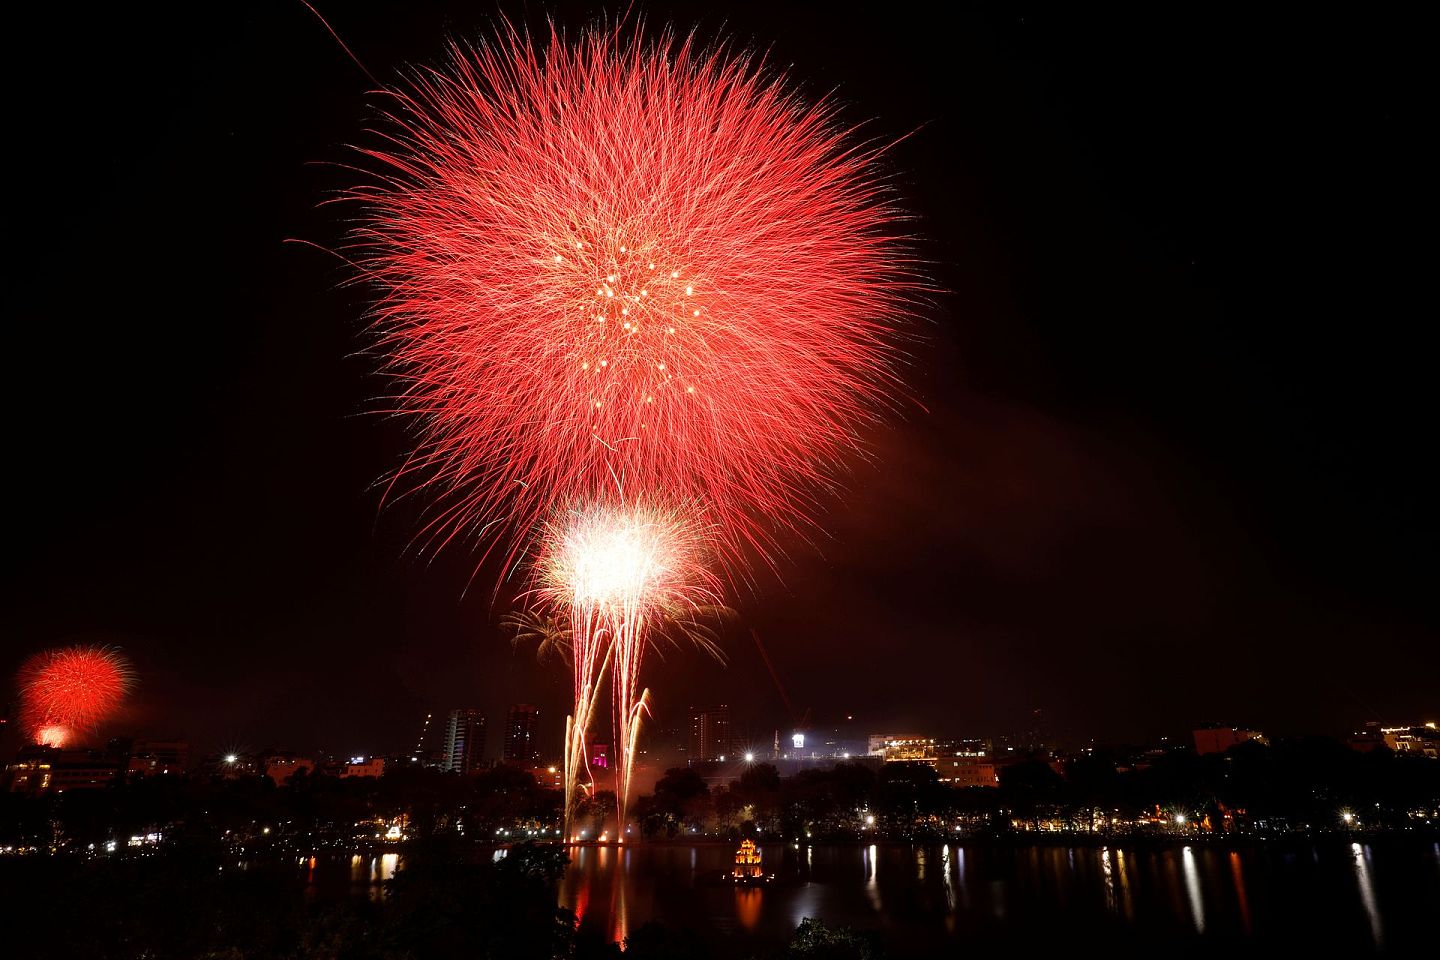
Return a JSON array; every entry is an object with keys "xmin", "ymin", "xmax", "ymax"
[
  {"xmin": 688, "ymin": 705, "xmax": 732, "ymax": 761},
  {"xmin": 503, "ymin": 704, "xmax": 541, "ymax": 763},
  {"xmin": 443, "ymin": 709, "xmax": 487, "ymax": 774}
]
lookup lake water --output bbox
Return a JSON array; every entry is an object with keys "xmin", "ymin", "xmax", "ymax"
[{"xmin": 550, "ymin": 840, "xmax": 1440, "ymax": 956}]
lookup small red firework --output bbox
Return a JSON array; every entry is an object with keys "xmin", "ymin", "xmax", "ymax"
[
  {"xmin": 17, "ymin": 646, "xmax": 133, "ymax": 746},
  {"xmin": 353, "ymin": 22, "xmax": 920, "ymax": 575}
]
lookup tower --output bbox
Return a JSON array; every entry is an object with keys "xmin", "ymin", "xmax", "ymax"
[
  {"xmin": 442, "ymin": 709, "xmax": 486, "ymax": 774},
  {"xmin": 503, "ymin": 703, "xmax": 541, "ymax": 763},
  {"xmin": 688, "ymin": 704, "xmax": 733, "ymax": 761}
]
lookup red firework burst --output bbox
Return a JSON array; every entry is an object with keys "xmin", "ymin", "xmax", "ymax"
[
  {"xmin": 352, "ymin": 23, "xmax": 920, "ymax": 574},
  {"xmin": 17, "ymin": 646, "xmax": 133, "ymax": 746}
]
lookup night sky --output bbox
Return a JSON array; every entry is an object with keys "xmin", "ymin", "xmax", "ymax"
[{"xmin": 7, "ymin": 4, "xmax": 1433, "ymax": 760}]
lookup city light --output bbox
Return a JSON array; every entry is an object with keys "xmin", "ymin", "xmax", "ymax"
[
  {"xmin": 1342, "ymin": 811, "xmax": 1355, "ymax": 825},
  {"xmin": 744, "ymin": 752, "xmax": 755, "ymax": 762},
  {"xmin": 224, "ymin": 754, "xmax": 238, "ymax": 764},
  {"xmin": 792, "ymin": 733, "xmax": 805, "ymax": 751},
  {"xmin": 1174, "ymin": 813, "xmax": 1187, "ymax": 825}
]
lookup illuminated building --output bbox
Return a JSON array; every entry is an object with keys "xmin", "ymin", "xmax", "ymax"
[
  {"xmin": 867, "ymin": 735, "xmax": 1001, "ymax": 786},
  {"xmin": 941, "ymin": 757, "xmax": 1003, "ymax": 788},
  {"xmin": 688, "ymin": 704, "xmax": 732, "ymax": 762},
  {"xmin": 732, "ymin": 839, "xmax": 764, "ymax": 880},
  {"xmin": 127, "ymin": 739, "xmax": 189, "ymax": 778},
  {"xmin": 443, "ymin": 708, "xmax": 488, "ymax": 774},
  {"xmin": 1193, "ymin": 725, "xmax": 1268, "ymax": 755},
  {"xmin": 868, "ymin": 733, "xmax": 923, "ymax": 756},
  {"xmin": 589, "ymin": 741, "xmax": 609, "ymax": 770},
  {"xmin": 870, "ymin": 736, "xmax": 988, "ymax": 761},
  {"xmin": 528, "ymin": 763, "xmax": 563, "ymax": 790},
  {"xmin": 1379, "ymin": 723, "xmax": 1440, "ymax": 758},
  {"xmin": 48, "ymin": 748, "xmax": 124, "ymax": 792},
  {"xmin": 6, "ymin": 747, "xmax": 54, "ymax": 794},
  {"xmin": 342, "ymin": 756, "xmax": 385, "ymax": 778},
  {"xmin": 503, "ymin": 704, "xmax": 541, "ymax": 763},
  {"xmin": 264, "ymin": 754, "xmax": 315, "ymax": 784}
]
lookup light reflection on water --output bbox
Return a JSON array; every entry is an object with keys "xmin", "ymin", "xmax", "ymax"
[
  {"xmin": 293, "ymin": 840, "xmax": 1438, "ymax": 953},
  {"xmin": 864, "ymin": 843, "xmax": 881, "ymax": 913},
  {"xmin": 1101, "ymin": 846, "xmax": 1116, "ymax": 915},
  {"xmin": 1229, "ymin": 851, "xmax": 1251, "ymax": 934},
  {"xmin": 1181, "ymin": 845, "xmax": 1205, "ymax": 934},
  {"xmin": 734, "ymin": 887, "xmax": 762, "ymax": 931},
  {"xmin": 1115, "ymin": 847, "xmax": 1133, "ymax": 920},
  {"xmin": 1351, "ymin": 842, "xmax": 1383, "ymax": 948}
]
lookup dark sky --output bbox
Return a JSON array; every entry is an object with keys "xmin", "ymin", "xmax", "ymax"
[{"xmin": 6, "ymin": 4, "xmax": 1433, "ymax": 760}]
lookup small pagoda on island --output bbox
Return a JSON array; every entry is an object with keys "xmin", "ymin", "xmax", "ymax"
[{"xmin": 731, "ymin": 838, "xmax": 766, "ymax": 882}]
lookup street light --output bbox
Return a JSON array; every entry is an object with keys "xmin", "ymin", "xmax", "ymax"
[{"xmin": 744, "ymin": 752, "xmax": 755, "ymax": 763}]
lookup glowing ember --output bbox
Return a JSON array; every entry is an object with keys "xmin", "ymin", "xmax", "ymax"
[{"xmin": 36, "ymin": 725, "xmax": 72, "ymax": 749}]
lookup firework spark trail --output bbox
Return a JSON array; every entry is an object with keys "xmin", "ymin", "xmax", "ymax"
[
  {"xmin": 562, "ymin": 603, "xmax": 612, "ymax": 840},
  {"xmin": 353, "ymin": 23, "xmax": 920, "ymax": 578},
  {"xmin": 17, "ymin": 646, "xmax": 133, "ymax": 747},
  {"xmin": 538, "ymin": 500, "xmax": 719, "ymax": 837}
]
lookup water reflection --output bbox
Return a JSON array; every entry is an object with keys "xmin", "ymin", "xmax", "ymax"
[
  {"xmin": 611, "ymin": 860, "xmax": 629, "ymax": 945},
  {"xmin": 1351, "ymin": 842, "xmax": 1383, "ymax": 947},
  {"xmin": 941, "ymin": 846, "xmax": 956, "ymax": 912},
  {"xmin": 1229, "ymin": 851, "xmax": 1251, "ymax": 934},
  {"xmin": 864, "ymin": 844, "xmax": 881, "ymax": 912},
  {"xmin": 1101, "ymin": 846, "xmax": 1116, "ymax": 915},
  {"xmin": 546, "ymin": 841, "xmax": 1424, "ymax": 952},
  {"xmin": 955, "ymin": 847, "xmax": 970, "ymax": 910},
  {"xmin": 1181, "ymin": 846, "xmax": 1205, "ymax": 934},
  {"xmin": 734, "ymin": 887, "xmax": 763, "ymax": 932},
  {"xmin": 1115, "ymin": 848, "xmax": 1133, "ymax": 920}
]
